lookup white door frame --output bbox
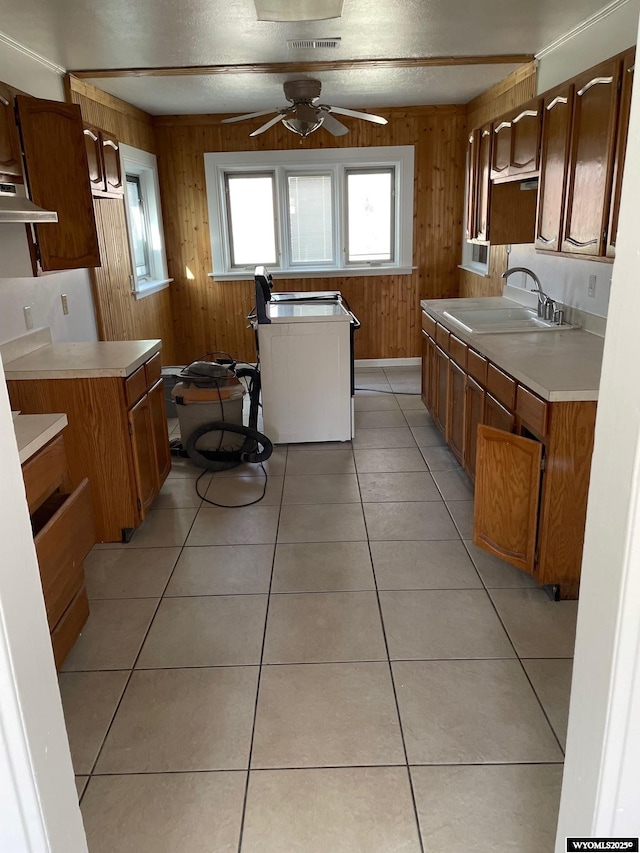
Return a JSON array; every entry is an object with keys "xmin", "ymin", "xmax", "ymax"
[{"xmin": 0, "ymin": 354, "xmax": 87, "ymax": 852}]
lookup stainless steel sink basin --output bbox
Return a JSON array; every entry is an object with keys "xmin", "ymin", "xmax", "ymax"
[{"xmin": 442, "ymin": 306, "xmax": 576, "ymax": 334}]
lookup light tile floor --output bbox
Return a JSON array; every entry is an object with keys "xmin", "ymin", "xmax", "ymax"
[{"xmin": 62, "ymin": 366, "xmax": 576, "ymax": 852}]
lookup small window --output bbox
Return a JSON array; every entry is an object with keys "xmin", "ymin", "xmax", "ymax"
[
  {"xmin": 120, "ymin": 144, "xmax": 172, "ymax": 299},
  {"xmin": 287, "ymin": 173, "xmax": 334, "ymax": 264},
  {"xmin": 126, "ymin": 175, "xmax": 151, "ymax": 281},
  {"xmin": 346, "ymin": 168, "xmax": 394, "ymax": 264},
  {"xmin": 225, "ymin": 172, "xmax": 278, "ymax": 267}
]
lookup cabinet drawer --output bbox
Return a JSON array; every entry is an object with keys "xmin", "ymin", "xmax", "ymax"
[
  {"xmin": 467, "ymin": 349, "xmax": 488, "ymax": 385},
  {"xmin": 22, "ymin": 434, "xmax": 67, "ymax": 514},
  {"xmin": 124, "ymin": 365, "xmax": 147, "ymax": 407},
  {"xmin": 435, "ymin": 323, "xmax": 450, "ymax": 351},
  {"xmin": 421, "ymin": 312, "xmax": 436, "ymax": 338},
  {"xmin": 33, "ymin": 478, "xmax": 94, "ymax": 629},
  {"xmin": 486, "ymin": 363, "xmax": 516, "ymax": 410},
  {"xmin": 516, "ymin": 385, "xmax": 548, "ymax": 437},
  {"xmin": 145, "ymin": 352, "xmax": 162, "ymax": 388},
  {"xmin": 51, "ymin": 583, "xmax": 89, "ymax": 671},
  {"xmin": 448, "ymin": 334, "xmax": 467, "ymax": 369}
]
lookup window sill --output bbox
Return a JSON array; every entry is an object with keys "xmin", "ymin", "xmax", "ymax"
[
  {"xmin": 133, "ymin": 278, "xmax": 173, "ymax": 300},
  {"xmin": 209, "ymin": 267, "xmax": 416, "ymax": 282},
  {"xmin": 458, "ymin": 265, "xmax": 490, "ymax": 278}
]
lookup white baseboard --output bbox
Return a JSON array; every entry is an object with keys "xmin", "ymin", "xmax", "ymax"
[{"xmin": 355, "ymin": 357, "xmax": 421, "ymax": 368}]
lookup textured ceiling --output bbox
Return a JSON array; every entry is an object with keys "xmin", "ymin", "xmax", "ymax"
[{"xmin": 0, "ymin": 0, "xmax": 612, "ymax": 113}]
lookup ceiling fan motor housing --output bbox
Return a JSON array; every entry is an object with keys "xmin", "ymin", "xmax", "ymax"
[{"xmin": 284, "ymin": 79, "xmax": 322, "ymax": 103}]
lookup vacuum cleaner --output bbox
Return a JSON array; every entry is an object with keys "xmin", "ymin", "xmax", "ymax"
[{"xmin": 169, "ymin": 353, "xmax": 273, "ymax": 472}]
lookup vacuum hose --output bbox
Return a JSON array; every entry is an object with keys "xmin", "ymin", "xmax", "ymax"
[{"xmin": 184, "ymin": 420, "xmax": 273, "ymax": 470}]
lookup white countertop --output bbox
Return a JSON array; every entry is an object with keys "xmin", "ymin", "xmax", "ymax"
[
  {"xmin": 267, "ymin": 302, "xmax": 351, "ymax": 322},
  {"xmin": 421, "ymin": 297, "xmax": 604, "ymax": 402},
  {"xmin": 3, "ymin": 340, "xmax": 162, "ymax": 380},
  {"xmin": 13, "ymin": 413, "xmax": 68, "ymax": 464}
]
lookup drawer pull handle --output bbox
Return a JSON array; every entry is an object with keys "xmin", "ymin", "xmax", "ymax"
[
  {"xmin": 577, "ymin": 76, "xmax": 614, "ymax": 96},
  {"xmin": 546, "ymin": 96, "xmax": 568, "ymax": 110},
  {"xmin": 512, "ymin": 109, "xmax": 538, "ymax": 124}
]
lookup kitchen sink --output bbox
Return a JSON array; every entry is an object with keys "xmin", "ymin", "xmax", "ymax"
[{"xmin": 442, "ymin": 306, "xmax": 576, "ymax": 334}]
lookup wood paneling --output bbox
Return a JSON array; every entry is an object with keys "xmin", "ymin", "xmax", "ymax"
[
  {"xmin": 460, "ymin": 62, "xmax": 537, "ymax": 298},
  {"xmin": 66, "ymin": 76, "xmax": 175, "ymax": 362},
  {"xmin": 154, "ymin": 105, "xmax": 467, "ymax": 363}
]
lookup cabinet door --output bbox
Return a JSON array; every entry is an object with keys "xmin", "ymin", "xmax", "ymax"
[
  {"xmin": 491, "ymin": 120, "xmax": 512, "ymax": 180},
  {"xmin": 464, "ymin": 376, "xmax": 485, "ymax": 482},
  {"xmin": 536, "ymin": 85, "xmax": 574, "ymax": 251},
  {"xmin": 101, "ymin": 131, "xmax": 124, "ymax": 195},
  {"xmin": 562, "ymin": 60, "xmax": 620, "ymax": 255},
  {"xmin": 485, "ymin": 393, "xmax": 515, "ymax": 433},
  {"xmin": 421, "ymin": 331, "xmax": 430, "ymax": 409},
  {"xmin": 83, "ymin": 125, "xmax": 105, "ymax": 194},
  {"xmin": 607, "ymin": 50, "xmax": 635, "ymax": 258},
  {"xmin": 510, "ymin": 102, "xmax": 542, "ymax": 176},
  {"xmin": 16, "ymin": 95, "xmax": 100, "ymax": 271},
  {"xmin": 434, "ymin": 346, "xmax": 449, "ymax": 434},
  {"xmin": 447, "ymin": 359, "xmax": 465, "ymax": 464},
  {"xmin": 465, "ymin": 130, "xmax": 479, "ymax": 240},
  {"xmin": 476, "ymin": 126, "xmax": 492, "ymax": 242},
  {"xmin": 128, "ymin": 394, "xmax": 157, "ymax": 517},
  {"xmin": 148, "ymin": 378, "xmax": 171, "ymax": 488},
  {"xmin": 473, "ymin": 425, "xmax": 543, "ymax": 574},
  {"xmin": 0, "ymin": 87, "xmax": 23, "ymax": 182}
]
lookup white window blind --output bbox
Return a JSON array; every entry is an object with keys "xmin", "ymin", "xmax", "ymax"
[{"xmin": 287, "ymin": 173, "xmax": 333, "ymax": 264}]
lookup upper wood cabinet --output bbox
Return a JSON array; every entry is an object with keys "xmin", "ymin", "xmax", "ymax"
[
  {"xmin": 561, "ymin": 59, "xmax": 621, "ymax": 256},
  {"xmin": 607, "ymin": 51, "xmax": 635, "ymax": 258},
  {"xmin": 83, "ymin": 124, "xmax": 124, "ymax": 197},
  {"xmin": 0, "ymin": 83, "xmax": 23, "ymax": 183},
  {"xmin": 535, "ymin": 84, "xmax": 574, "ymax": 251},
  {"xmin": 490, "ymin": 99, "xmax": 542, "ymax": 181},
  {"xmin": 465, "ymin": 130, "xmax": 479, "ymax": 240},
  {"xmin": 476, "ymin": 126, "xmax": 492, "ymax": 242},
  {"xmin": 16, "ymin": 95, "xmax": 100, "ymax": 271}
]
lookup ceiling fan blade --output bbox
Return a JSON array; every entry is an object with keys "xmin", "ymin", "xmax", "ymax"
[
  {"xmin": 328, "ymin": 106, "xmax": 388, "ymax": 125},
  {"xmin": 295, "ymin": 103, "xmax": 319, "ymax": 124},
  {"xmin": 222, "ymin": 108, "xmax": 279, "ymax": 124},
  {"xmin": 319, "ymin": 111, "xmax": 350, "ymax": 136},
  {"xmin": 249, "ymin": 112, "xmax": 287, "ymax": 137}
]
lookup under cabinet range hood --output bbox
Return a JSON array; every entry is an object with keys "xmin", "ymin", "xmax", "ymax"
[{"xmin": 0, "ymin": 183, "xmax": 58, "ymax": 223}]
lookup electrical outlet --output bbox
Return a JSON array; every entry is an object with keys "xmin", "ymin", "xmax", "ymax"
[
  {"xmin": 23, "ymin": 306, "xmax": 33, "ymax": 330},
  {"xmin": 588, "ymin": 274, "xmax": 597, "ymax": 298},
  {"xmin": 61, "ymin": 293, "xmax": 69, "ymax": 315}
]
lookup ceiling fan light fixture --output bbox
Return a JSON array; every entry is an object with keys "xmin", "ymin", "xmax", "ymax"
[
  {"xmin": 282, "ymin": 115, "xmax": 325, "ymax": 137},
  {"xmin": 254, "ymin": 0, "xmax": 343, "ymax": 22}
]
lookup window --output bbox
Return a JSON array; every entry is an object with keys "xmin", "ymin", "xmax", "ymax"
[
  {"xmin": 204, "ymin": 146, "xmax": 414, "ymax": 280},
  {"xmin": 120, "ymin": 144, "xmax": 172, "ymax": 299}
]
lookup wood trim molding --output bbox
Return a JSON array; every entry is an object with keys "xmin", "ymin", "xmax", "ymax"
[
  {"xmin": 152, "ymin": 103, "xmax": 467, "ymax": 126},
  {"xmin": 65, "ymin": 74, "xmax": 153, "ymax": 122},
  {"xmin": 71, "ymin": 54, "xmax": 535, "ymax": 79},
  {"xmin": 466, "ymin": 60, "xmax": 538, "ymax": 114}
]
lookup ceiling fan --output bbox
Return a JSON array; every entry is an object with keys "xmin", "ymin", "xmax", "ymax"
[{"xmin": 221, "ymin": 79, "xmax": 388, "ymax": 138}]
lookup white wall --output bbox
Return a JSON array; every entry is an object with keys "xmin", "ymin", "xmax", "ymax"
[
  {"xmin": 0, "ymin": 37, "xmax": 98, "ymax": 345},
  {"xmin": 537, "ymin": 0, "xmax": 640, "ymax": 94},
  {"xmin": 506, "ymin": 244, "xmax": 612, "ymax": 319}
]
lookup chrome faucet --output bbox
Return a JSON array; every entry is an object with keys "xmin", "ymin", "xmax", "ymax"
[{"xmin": 502, "ymin": 267, "xmax": 560, "ymax": 323}]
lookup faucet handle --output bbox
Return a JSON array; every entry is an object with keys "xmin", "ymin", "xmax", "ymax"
[
  {"xmin": 553, "ymin": 306, "xmax": 565, "ymax": 326},
  {"xmin": 543, "ymin": 296, "xmax": 556, "ymax": 321}
]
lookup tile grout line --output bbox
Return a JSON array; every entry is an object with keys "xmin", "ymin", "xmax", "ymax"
[
  {"xmin": 354, "ymin": 439, "xmax": 426, "ymax": 853},
  {"xmin": 236, "ymin": 443, "xmax": 288, "ymax": 853},
  {"xmin": 80, "ymin": 475, "xmax": 208, "ymax": 801},
  {"xmin": 460, "ymin": 540, "xmax": 568, "ymax": 757}
]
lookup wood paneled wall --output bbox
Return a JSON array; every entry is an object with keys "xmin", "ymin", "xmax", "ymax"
[
  {"xmin": 460, "ymin": 62, "xmax": 538, "ymax": 298},
  {"xmin": 153, "ymin": 106, "xmax": 467, "ymax": 364},
  {"xmin": 66, "ymin": 76, "xmax": 176, "ymax": 363}
]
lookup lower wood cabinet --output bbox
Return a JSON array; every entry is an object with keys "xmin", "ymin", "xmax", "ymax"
[
  {"xmin": 23, "ymin": 431, "xmax": 94, "ymax": 669},
  {"xmin": 8, "ymin": 351, "xmax": 171, "ymax": 543},
  {"xmin": 421, "ymin": 310, "xmax": 596, "ymax": 599}
]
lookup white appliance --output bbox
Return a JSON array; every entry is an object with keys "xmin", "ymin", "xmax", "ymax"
[{"xmin": 257, "ymin": 300, "xmax": 354, "ymax": 443}]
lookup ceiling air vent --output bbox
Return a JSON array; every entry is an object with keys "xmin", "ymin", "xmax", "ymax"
[{"xmin": 287, "ymin": 37, "xmax": 341, "ymax": 49}]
